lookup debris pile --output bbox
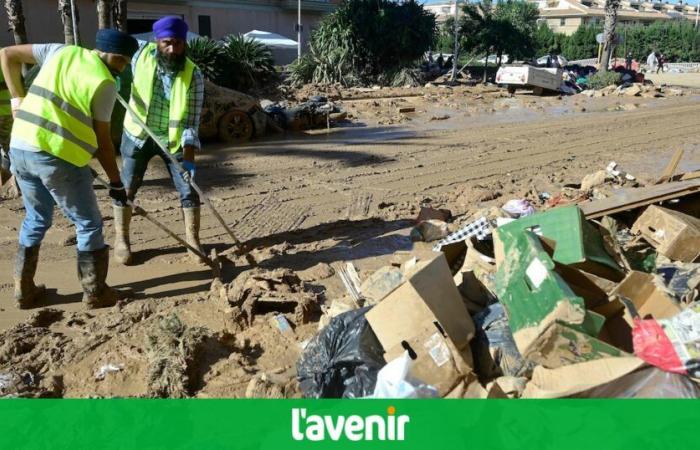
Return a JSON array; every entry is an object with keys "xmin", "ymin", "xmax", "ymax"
[{"xmin": 296, "ymin": 153, "xmax": 700, "ymax": 398}]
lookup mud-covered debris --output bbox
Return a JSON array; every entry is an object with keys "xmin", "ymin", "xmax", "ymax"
[
  {"xmin": 298, "ymin": 262, "xmax": 335, "ymax": 282},
  {"xmin": 145, "ymin": 314, "xmax": 210, "ymax": 399},
  {"xmin": 216, "ymin": 268, "xmax": 321, "ymax": 328},
  {"xmin": 245, "ymin": 373, "xmax": 285, "ymax": 398},
  {"xmin": 27, "ymin": 308, "xmax": 64, "ymax": 328}
]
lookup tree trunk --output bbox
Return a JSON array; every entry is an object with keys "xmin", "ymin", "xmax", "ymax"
[
  {"xmin": 4, "ymin": 0, "xmax": 28, "ymax": 44},
  {"xmin": 58, "ymin": 0, "xmax": 80, "ymax": 45},
  {"xmin": 96, "ymin": 0, "xmax": 111, "ymax": 29},
  {"xmin": 482, "ymin": 51, "xmax": 488, "ymax": 84},
  {"xmin": 112, "ymin": 0, "xmax": 127, "ymax": 32},
  {"xmin": 599, "ymin": 0, "xmax": 620, "ymax": 72}
]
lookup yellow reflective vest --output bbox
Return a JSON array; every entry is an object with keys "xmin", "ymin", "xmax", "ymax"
[
  {"xmin": 0, "ymin": 55, "xmax": 10, "ymax": 117},
  {"xmin": 12, "ymin": 46, "xmax": 115, "ymax": 167},
  {"xmin": 123, "ymin": 43, "xmax": 196, "ymax": 153}
]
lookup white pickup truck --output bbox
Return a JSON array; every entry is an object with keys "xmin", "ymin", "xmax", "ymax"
[{"xmin": 495, "ymin": 65, "xmax": 563, "ymax": 95}]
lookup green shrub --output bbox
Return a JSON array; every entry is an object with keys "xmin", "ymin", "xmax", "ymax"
[
  {"xmin": 187, "ymin": 37, "xmax": 226, "ymax": 81},
  {"xmin": 289, "ymin": 0, "xmax": 436, "ymax": 86},
  {"xmin": 220, "ymin": 34, "xmax": 277, "ymax": 92},
  {"xmin": 587, "ymin": 71, "xmax": 622, "ymax": 89}
]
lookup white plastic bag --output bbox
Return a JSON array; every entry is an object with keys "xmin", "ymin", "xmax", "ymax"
[{"xmin": 370, "ymin": 352, "xmax": 439, "ymax": 399}]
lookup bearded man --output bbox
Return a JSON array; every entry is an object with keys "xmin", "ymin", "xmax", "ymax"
[{"xmin": 114, "ymin": 16, "xmax": 205, "ymax": 265}]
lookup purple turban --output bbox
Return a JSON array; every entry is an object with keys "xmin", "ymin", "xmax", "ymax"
[{"xmin": 153, "ymin": 16, "xmax": 188, "ymax": 41}]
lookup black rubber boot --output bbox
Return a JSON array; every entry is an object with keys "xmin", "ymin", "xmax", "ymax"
[
  {"xmin": 13, "ymin": 245, "xmax": 46, "ymax": 309},
  {"xmin": 77, "ymin": 246, "xmax": 118, "ymax": 309}
]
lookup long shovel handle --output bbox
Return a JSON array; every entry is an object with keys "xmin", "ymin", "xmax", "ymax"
[{"xmin": 116, "ymin": 94, "xmax": 256, "ymax": 266}]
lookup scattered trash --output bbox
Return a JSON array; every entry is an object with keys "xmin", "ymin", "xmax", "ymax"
[
  {"xmin": 411, "ymin": 219, "xmax": 449, "ymax": 242},
  {"xmin": 359, "ymin": 266, "xmax": 405, "ymax": 305},
  {"xmin": 501, "ymin": 199, "xmax": 536, "ymax": 218},
  {"xmin": 606, "ymin": 161, "xmax": 636, "ymax": 182},
  {"xmin": 632, "ymin": 302, "xmax": 700, "ymax": 378},
  {"xmin": 433, "ymin": 216, "xmax": 492, "ymax": 251},
  {"xmin": 95, "ymin": 364, "xmax": 124, "ymax": 381}
]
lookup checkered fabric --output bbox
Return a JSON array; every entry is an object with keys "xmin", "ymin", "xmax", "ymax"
[{"xmin": 433, "ymin": 216, "xmax": 492, "ymax": 251}]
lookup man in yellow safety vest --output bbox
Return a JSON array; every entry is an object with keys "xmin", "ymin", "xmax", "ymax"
[
  {"xmin": 114, "ymin": 16, "xmax": 205, "ymax": 265},
  {"xmin": 0, "ymin": 29, "xmax": 138, "ymax": 309}
]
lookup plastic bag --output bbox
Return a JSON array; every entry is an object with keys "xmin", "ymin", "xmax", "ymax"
[
  {"xmin": 632, "ymin": 302, "xmax": 700, "ymax": 377},
  {"xmin": 501, "ymin": 199, "xmax": 536, "ymax": 218},
  {"xmin": 370, "ymin": 352, "xmax": 439, "ymax": 399},
  {"xmin": 297, "ymin": 307, "xmax": 385, "ymax": 398},
  {"xmin": 575, "ymin": 366, "xmax": 700, "ymax": 398},
  {"xmin": 471, "ymin": 303, "xmax": 532, "ymax": 378}
]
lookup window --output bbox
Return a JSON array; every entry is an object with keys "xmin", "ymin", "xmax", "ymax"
[
  {"xmin": 560, "ymin": 18, "xmax": 566, "ymax": 26},
  {"xmin": 198, "ymin": 15, "xmax": 212, "ymax": 38}
]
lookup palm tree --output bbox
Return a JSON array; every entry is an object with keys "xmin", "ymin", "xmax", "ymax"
[
  {"xmin": 112, "ymin": 0, "xmax": 127, "ymax": 32},
  {"xmin": 599, "ymin": 0, "xmax": 620, "ymax": 72},
  {"xmin": 96, "ymin": 0, "xmax": 112, "ymax": 29},
  {"xmin": 58, "ymin": 0, "xmax": 81, "ymax": 45},
  {"xmin": 4, "ymin": 0, "xmax": 28, "ymax": 44}
]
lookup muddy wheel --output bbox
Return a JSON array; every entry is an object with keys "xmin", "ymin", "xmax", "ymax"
[
  {"xmin": 507, "ymin": 85, "xmax": 516, "ymax": 95},
  {"xmin": 532, "ymin": 86, "xmax": 545, "ymax": 96},
  {"xmin": 218, "ymin": 110, "xmax": 254, "ymax": 144}
]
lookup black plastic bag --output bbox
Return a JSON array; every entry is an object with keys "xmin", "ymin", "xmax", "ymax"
[{"xmin": 297, "ymin": 307, "xmax": 385, "ymax": 398}]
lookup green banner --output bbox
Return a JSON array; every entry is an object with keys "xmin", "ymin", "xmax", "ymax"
[{"xmin": 1, "ymin": 399, "xmax": 698, "ymax": 449}]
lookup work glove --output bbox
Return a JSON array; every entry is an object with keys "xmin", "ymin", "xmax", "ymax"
[
  {"xmin": 108, "ymin": 180, "xmax": 128, "ymax": 205},
  {"xmin": 181, "ymin": 160, "xmax": 196, "ymax": 182}
]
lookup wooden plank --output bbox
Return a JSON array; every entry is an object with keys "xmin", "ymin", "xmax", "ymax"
[
  {"xmin": 656, "ymin": 149, "xmax": 685, "ymax": 184},
  {"xmin": 680, "ymin": 170, "xmax": 700, "ymax": 181},
  {"xmin": 580, "ymin": 179, "xmax": 700, "ymax": 219}
]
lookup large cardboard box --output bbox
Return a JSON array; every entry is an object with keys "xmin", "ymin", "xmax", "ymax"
[
  {"xmin": 632, "ymin": 205, "xmax": 700, "ymax": 262},
  {"xmin": 496, "ymin": 205, "xmax": 624, "ymax": 281},
  {"xmin": 365, "ymin": 253, "xmax": 475, "ymax": 396}
]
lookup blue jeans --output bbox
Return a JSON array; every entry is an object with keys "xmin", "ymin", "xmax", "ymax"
[
  {"xmin": 118, "ymin": 134, "xmax": 199, "ymax": 208},
  {"xmin": 10, "ymin": 148, "xmax": 105, "ymax": 251}
]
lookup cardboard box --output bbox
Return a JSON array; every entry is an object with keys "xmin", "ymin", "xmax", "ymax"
[
  {"xmin": 496, "ymin": 205, "xmax": 624, "ymax": 281},
  {"xmin": 365, "ymin": 253, "xmax": 475, "ymax": 396},
  {"xmin": 611, "ymin": 271, "xmax": 681, "ymax": 323},
  {"xmin": 632, "ymin": 205, "xmax": 700, "ymax": 262}
]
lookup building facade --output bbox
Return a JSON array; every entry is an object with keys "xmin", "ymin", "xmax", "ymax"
[
  {"xmin": 0, "ymin": 0, "xmax": 339, "ymax": 48},
  {"xmin": 532, "ymin": 0, "xmax": 699, "ymax": 35}
]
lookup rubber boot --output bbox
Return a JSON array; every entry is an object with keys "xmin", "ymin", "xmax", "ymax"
[
  {"xmin": 183, "ymin": 207, "xmax": 205, "ymax": 264},
  {"xmin": 13, "ymin": 245, "xmax": 46, "ymax": 309},
  {"xmin": 77, "ymin": 246, "xmax": 118, "ymax": 309},
  {"xmin": 113, "ymin": 205, "xmax": 133, "ymax": 265}
]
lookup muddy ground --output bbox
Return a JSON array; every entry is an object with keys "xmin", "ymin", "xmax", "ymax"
[{"xmin": 1, "ymin": 79, "xmax": 700, "ymax": 398}]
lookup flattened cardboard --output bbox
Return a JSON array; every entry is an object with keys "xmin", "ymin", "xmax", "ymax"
[
  {"xmin": 611, "ymin": 271, "xmax": 681, "ymax": 323},
  {"xmin": 632, "ymin": 205, "xmax": 700, "ymax": 262},
  {"xmin": 521, "ymin": 356, "xmax": 646, "ymax": 398}
]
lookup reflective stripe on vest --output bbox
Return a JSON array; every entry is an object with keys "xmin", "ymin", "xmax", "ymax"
[
  {"xmin": 11, "ymin": 46, "xmax": 114, "ymax": 167},
  {"xmin": 123, "ymin": 43, "xmax": 196, "ymax": 154}
]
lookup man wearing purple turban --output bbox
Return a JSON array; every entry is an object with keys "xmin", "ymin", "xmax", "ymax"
[{"xmin": 115, "ymin": 16, "xmax": 206, "ymax": 265}]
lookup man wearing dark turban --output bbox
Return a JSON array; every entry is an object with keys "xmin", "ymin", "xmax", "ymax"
[{"xmin": 115, "ymin": 16, "xmax": 206, "ymax": 266}]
